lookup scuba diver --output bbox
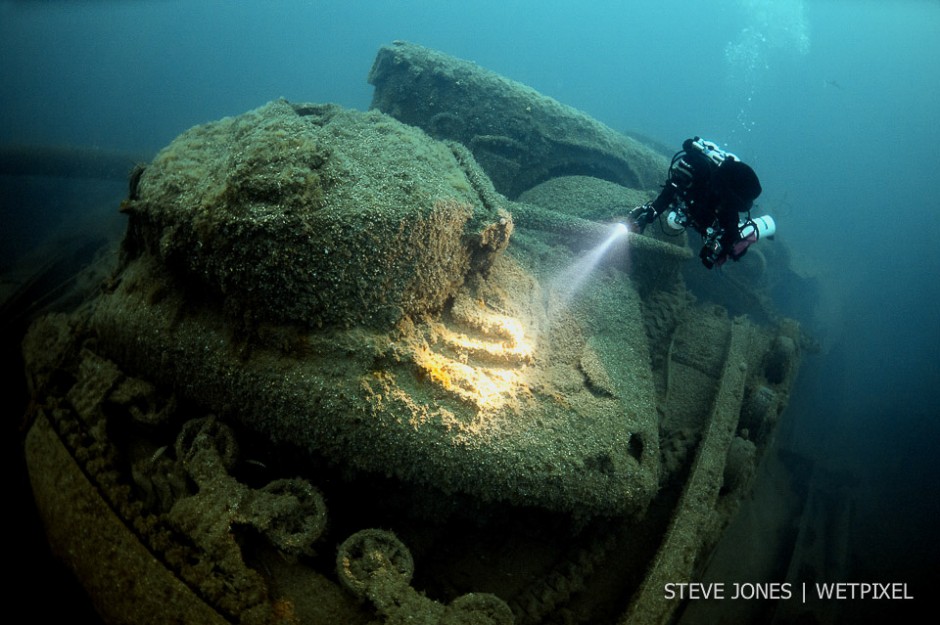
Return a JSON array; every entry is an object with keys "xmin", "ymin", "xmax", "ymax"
[{"xmin": 627, "ymin": 137, "xmax": 773, "ymax": 269}]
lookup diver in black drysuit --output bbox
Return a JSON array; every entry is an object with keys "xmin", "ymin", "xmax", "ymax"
[{"xmin": 627, "ymin": 137, "xmax": 764, "ymax": 269}]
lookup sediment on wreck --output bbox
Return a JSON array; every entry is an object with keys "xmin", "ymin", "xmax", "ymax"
[
  {"xmin": 369, "ymin": 41, "xmax": 668, "ymax": 199},
  {"xmin": 117, "ymin": 99, "xmax": 512, "ymax": 331},
  {"xmin": 92, "ymin": 98, "xmax": 662, "ymax": 521}
]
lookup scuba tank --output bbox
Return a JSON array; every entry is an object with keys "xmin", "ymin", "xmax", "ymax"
[
  {"xmin": 739, "ymin": 215, "xmax": 776, "ymax": 240},
  {"xmin": 664, "ymin": 208, "xmax": 774, "ymax": 243}
]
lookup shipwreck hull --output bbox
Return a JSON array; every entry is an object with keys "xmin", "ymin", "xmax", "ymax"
[{"xmin": 19, "ymin": 43, "xmax": 804, "ymax": 625}]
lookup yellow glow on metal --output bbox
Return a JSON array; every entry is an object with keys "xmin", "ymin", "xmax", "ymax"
[{"xmin": 415, "ymin": 311, "xmax": 533, "ymax": 411}]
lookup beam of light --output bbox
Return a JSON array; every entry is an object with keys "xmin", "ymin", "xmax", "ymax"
[
  {"xmin": 411, "ymin": 222, "xmax": 627, "ymax": 413},
  {"xmin": 550, "ymin": 222, "xmax": 629, "ymax": 309}
]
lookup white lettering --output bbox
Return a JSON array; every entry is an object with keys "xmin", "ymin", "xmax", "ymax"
[
  {"xmin": 815, "ymin": 582, "xmax": 914, "ymax": 600},
  {"xmin": 816, "ymin": 582, "xmax": 836, "ymax": 599},
  {"xmin": 731, "ymin": 582, "xmax": 792, "ymax": 600},
  {"xmin": 663, "ymin": 583, "xmax": 725, "ymax": 600}
]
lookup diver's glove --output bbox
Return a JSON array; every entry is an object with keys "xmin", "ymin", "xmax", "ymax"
[{"xmin": 627, "ymin": 204, "xmax": 656, "ymax": 234}]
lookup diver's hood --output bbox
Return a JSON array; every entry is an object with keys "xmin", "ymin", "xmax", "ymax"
[{"xmin": 716, "ymin": 159, "xmax": 762, "ymax": 211}]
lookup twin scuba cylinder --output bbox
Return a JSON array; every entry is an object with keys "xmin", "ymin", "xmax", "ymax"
[
  {"xmin": 664, "ymin": 206, "xmax": 775, "ymax": 267},
  {"xmin": 663, "ymin": 207, "xmax": 776, "ymax": 242}
]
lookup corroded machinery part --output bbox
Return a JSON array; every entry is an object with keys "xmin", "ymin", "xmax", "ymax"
[
  {"xmin": 121, "ymin": 99, "xmax": 511, "ymax": 330},
  {"xmin": 21, "ymin": 315, "xmax": 274, "ymax": 623},
  {"xmin": 336, "ymin": 529, "xmax": 513, "ymax": 625},
  {"xmin": 175, "ymin": 415, "xmax": 239, "ymax": 476},
  {"xmin": 442, "ymin": 594, "xmax": 515, "ymax": 625},
  {"xmin": 336, "ymin": 529, "xmax": 415, "ymax": 598},
  {"xmin": 369, "ymin": 41, "xmax": 668, "ymax": 199},
  {"xmin": 257, "ymin": 479, "xmax": 329, "ymax": 557},
  {"xmin": 171, "ymin": 416, "xmax": 329, "ymax": 560},
  {"xmin": 26, "ymin": 412, "xmax": 234, "ymax": 625}
]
